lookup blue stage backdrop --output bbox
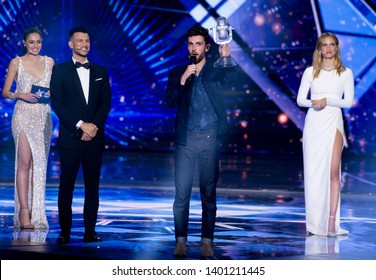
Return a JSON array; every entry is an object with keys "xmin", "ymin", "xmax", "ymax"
[{"xmin": 1, "ymin": 0, "xmax": 375, "ymax": 155}]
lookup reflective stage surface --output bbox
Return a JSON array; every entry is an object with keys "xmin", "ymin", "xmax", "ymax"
[{"xmin": 0, "ymin": 150, "xmax": 375, "ymax": 260}]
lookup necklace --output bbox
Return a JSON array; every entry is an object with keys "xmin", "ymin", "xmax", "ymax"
[{"xmin": 322, "ymin": 66, "xmax": 335, "ymax": 72}]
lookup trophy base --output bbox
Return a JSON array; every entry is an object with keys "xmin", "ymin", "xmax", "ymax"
[{"xmin": 214, "ymin": 56, "xmax": 237, "ymax": 68}]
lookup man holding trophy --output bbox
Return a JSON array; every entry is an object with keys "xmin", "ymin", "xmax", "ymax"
[{"xmin": 166, "ymin": 19, "xmax": 238, "ymax": 259}]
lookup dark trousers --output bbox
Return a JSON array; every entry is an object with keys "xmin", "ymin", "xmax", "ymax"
[
  {"xmin": 173, "ymin": 128, "xmax": 220, "ymax": 241},
  {"xmin": 58, "ymin": 144, "xmax": 103, "ymax": 235}
]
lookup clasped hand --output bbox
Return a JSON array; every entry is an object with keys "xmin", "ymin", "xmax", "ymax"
[
  {"xmin": 312, "ymin": 98, "xmax": 327, "ymax": 110},
  {"xmin": 80, "ymin": 122, "xmax": 98, "ymax": 141}
]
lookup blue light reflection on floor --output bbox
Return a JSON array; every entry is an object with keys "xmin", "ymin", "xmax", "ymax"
[{"xmin": 0, "ymin": 151, "xmax": 376, "ymax": 260}]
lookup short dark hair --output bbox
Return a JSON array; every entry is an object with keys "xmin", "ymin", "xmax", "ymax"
[
  {"xmin": 69, "ymin": 26, "xmax": 89, "ymax": 39},
  {"xmin": 186, "ymin": 25, "xmax": 210, "ymax": 45},
  {"xmin": 23, "ymin": 27, "xmax": 42, "ymax": 41}
]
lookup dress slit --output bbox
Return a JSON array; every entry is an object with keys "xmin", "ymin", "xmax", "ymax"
[{"xmin": 11, "ymin": 56, "xmax": 51, "ymax": 230}]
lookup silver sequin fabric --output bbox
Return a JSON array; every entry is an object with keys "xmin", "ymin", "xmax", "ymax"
[{"xmin": 12, "ymin": 56, "xmax": 52, "ymax": 229}]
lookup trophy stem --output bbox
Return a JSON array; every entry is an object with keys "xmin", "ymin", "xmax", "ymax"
[{"xmin": 214, "ymin": 55, "xmax": 237, "ymax": 68}]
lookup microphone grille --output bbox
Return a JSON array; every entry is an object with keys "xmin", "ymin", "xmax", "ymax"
[{"xmin": 217, "ymin": 17, "xmax": 227, "ymax": 26}]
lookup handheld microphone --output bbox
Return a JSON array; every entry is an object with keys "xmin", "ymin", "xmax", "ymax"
[
  {"xmin": 190, "ymin": 55, "xmax": 196, "ymax": 65},
  {"xmin": 188, "ymin": 56, "xmax": 196, "ymax": 82}
]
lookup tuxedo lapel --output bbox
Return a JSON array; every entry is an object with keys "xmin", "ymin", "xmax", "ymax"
[{"xmin": 87, "ymin": 65, "xmax": 96, "ymax": 107}]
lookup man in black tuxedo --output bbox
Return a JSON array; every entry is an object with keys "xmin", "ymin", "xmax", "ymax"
[
  {"xmin": 50, "ymin": 26, "xmax": 111, "ymax": 244},
  {"xmin": 166, "ymin": 25, "xmax": 238, "ymax": 259}
]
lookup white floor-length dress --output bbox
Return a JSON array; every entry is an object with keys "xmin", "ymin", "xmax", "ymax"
[{"xmin": 297, "ymin": 66, "xmax": 354, "ymax": 236}]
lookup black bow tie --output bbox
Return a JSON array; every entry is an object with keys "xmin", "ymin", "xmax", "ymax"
[{"xmin": 75, "ymin": 61, "xmax": 90, "ymax": 69}]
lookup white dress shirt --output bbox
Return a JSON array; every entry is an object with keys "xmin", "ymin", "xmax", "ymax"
[
  {"xmin": 73, "ymin": 58, "xmax": 90, "ymax": 129},
  {"xmin": 73, "ymin": 58, "xmax": 90, "ymax": 103}
]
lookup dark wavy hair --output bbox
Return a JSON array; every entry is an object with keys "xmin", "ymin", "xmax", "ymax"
[{"xmin": 186, "ymin": 24, "xmax": 210, "ymax": 45}]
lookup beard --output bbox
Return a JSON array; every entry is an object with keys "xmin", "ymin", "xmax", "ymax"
[{"xmin": 190, "ymin": 52, "xmax": 205, "ymax": 64}]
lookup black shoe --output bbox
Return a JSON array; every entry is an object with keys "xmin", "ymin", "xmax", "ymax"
[
  {"xmin": 83, "ymin": 232, "xmax": 102, "ymax": 242},
  {"xmin": 57, "ymin": 234, "xmax": 70, "ymax": 245}
]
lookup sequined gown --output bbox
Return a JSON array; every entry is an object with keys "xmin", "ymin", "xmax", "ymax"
[{"xmin": 12, "ymin": 56, "xmax": 52, "ymax": 229}]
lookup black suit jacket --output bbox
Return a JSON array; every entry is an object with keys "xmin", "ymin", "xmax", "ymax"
[
  {"xmin": 50, "ymin": 59, "xmax": 111, "ymax": 149},
  {"xmin": 166, "ymin": 60, "xmax": 238, "ymax": 145}
]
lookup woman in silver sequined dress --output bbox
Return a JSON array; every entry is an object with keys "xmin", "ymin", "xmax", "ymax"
[{"xmin": 2, "ymin": 28, "xmax": 54, "ymax": 229}]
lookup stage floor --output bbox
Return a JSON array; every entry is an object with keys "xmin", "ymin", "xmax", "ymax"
[{"xmin": 1, "ymin": 150, "xmax": 375, "ymax": 260}]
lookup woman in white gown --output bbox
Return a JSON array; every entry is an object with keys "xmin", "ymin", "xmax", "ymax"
[
  {"xmin": 297, "ymin": 32, "xmax": 354, "ymax": 236},
  {"xmin": 2, "ymin": 28, "xmax": 54, "ymax": 230}
]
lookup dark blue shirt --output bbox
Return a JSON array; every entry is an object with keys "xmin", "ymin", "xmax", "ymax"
[{"xmin": 187, "ymin": 64, "xmax": 218, "ymax": 131}]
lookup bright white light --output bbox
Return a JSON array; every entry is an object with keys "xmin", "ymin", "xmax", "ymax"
[
  {"xmin": 217, "ymin": 0, "xmax": 246, "ymax": 18},
  {"xmin": 189, "ymin": 4, "xmax": 207, "ymax": 22},
  {"xmin": 207, "ymin": 0, "xmax": 222, "ymax": 7}
]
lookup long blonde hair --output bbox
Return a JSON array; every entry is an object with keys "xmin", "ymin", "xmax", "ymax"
[{"xmin": 312, "ymin": 32, "xmax": 346, "ymax": 78}]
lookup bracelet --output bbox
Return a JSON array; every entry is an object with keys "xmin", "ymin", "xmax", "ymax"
[{"xmin": 9, "ymin": 92, "xmax": 16, "ymax": 100}]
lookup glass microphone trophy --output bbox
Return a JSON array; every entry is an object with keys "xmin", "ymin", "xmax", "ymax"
[{"xmin": 210, "ymin": 17, "xmax": 237, "ymax": 68}]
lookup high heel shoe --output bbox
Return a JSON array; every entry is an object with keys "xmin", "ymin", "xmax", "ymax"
[
  {"xmin": 328, "ymin": 229, "xmax": 349, "ymax": 237},
  {"xmin": 19, "ymin": 207, "xmax": 34, "ymax": 230},
  {"xmin": 328, "ymin": 216, "xmax": 349, "ymax": 237},
  {"xmin": 334, "ymin": 228, "xmax": 349, "ymax": 236}
]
